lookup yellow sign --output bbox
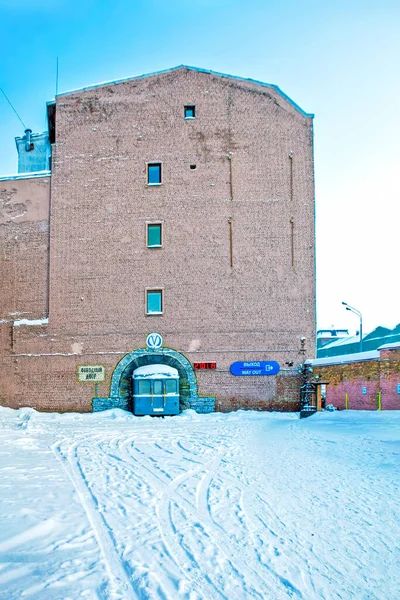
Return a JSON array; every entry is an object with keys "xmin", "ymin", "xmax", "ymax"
[{"xmin": 77, "ymin": 365, "xmax": 105, "ymax": 382}]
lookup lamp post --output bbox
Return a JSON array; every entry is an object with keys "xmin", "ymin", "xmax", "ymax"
[{"xmin": 342, "ymin": 302, "xmax": 363, "ymax": 352}]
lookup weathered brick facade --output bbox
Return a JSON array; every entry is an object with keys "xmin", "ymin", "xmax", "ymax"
[
  {"xmin": 0, "ymin": 66, "xmax": 315, "ymax": 412},
  {"xmin": 309, "ymin": 344, "xmax": 400, "ymax": 410}
]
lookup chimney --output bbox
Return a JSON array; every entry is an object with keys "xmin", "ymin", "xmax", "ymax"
[{"xmin": 24, "ymin": 128, "xmax": 34, "ymax": 152}]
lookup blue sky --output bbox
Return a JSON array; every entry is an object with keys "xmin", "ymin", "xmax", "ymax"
[{"xmin": 1, "ymin": 0, "xmax": 399, "ymax": 334}]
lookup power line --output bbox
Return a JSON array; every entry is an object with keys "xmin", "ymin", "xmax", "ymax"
[
  {"xmin": 0, "ymin": 87, "xmax": 27, "ymax": 130},
  {"xmin": 0, "ymin": 86, "xmax": 46, "ymax": 160}
]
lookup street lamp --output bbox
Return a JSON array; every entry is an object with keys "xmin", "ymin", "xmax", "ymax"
[{"xmin": 342, "ymin": 302, "xmax": 363, "ymax": 352}]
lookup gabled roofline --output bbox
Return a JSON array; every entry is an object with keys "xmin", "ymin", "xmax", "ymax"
[{"xmin": 55, "ymin": 65, "xmax": 314, "ymax": 118}]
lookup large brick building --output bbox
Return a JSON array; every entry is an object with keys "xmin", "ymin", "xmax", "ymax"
[{"xmin": 0, "ymin": 66, "xmax": 315, "ymax": 413}]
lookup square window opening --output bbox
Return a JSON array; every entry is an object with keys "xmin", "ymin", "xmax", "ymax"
[
  {"xmin": 147, "ymin": 163, "xmax": 162, "ymax": 185},
  {"xmin": 138, "ymin": 380, "xmax": 151, "ymax": 394},
  {"xmin": 147, "ymin": 223, "xmax": 162, "ymax": 248},
  {"xmin": 146, "ymin": 289, "xmax": 163, "ymax": 314},
  {"xmin": 184, "ymin": 105, "xmax": 196, "ymax": 119}
]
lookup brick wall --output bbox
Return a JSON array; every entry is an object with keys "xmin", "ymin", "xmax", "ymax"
[
  {"xmin": 379, "ymin": 347, "xmax": 400, "ymax": 410},
  {"xmin": 0, "ymin": 175, "xmax": 50, "ymax": 320},
  {"xmin": 0, "ymin": 175, "xmax": 50, "ymax": 405},
  {"xmin": 310, "ymin": 345, "xmax": 400, "ymax": 410},
  {"xmin": 0, "ymin": 67, "xmax": 314, "ymax": 412}
]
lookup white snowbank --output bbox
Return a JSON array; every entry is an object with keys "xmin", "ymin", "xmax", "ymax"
[{"xmin": 0, "ymin": 408, "xmax": 399, "ymax": 599}]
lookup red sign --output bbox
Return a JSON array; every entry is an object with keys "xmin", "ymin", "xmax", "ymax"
[{"xmin": 193, "ymin": 362, "xmax": 216, "ymax": 370}]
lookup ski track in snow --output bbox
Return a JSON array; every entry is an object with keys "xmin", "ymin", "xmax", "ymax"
[{"xmin": 0, "ymin": 408, "xmax": 399, "ymax": 599}]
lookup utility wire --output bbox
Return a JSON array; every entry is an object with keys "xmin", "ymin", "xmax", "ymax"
[
  {"xmin": 0, "ymin": 86, "xmax": 46, "ymax": 160},
  {"xmin": 0, "ymin": 87, "xmax": 27, "ymax": 130}
]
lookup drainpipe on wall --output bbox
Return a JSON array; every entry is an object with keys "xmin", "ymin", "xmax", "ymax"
[{"xmin": 227, "ymin": 152, "xmax": 234, "ymax": 267}]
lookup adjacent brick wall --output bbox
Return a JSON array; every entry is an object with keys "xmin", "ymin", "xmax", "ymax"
[
  {"xmin": 0, "ymin": 176, "xmax": 50, "ymax": 321},
  {"xmin": 0, "ymin": 175, "xmax": 50, "ymax": 405},
  {"xmin": 379, "ymin": 347, "xmax": 400, "ymax": 410},
  {"xmin": 310, "ymin": 345, "xmax": 400, "ymax": 410}
]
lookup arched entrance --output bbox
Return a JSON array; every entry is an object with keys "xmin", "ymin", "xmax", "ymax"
[{"xmin": 93, "ymin": 347, "xmax": 200, "ymax": 413}]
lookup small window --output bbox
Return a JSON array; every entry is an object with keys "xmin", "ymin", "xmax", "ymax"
[
  {"xmin": 184, "ymin": 105, "xmax": 196, "ymax": 119},
  {"xmin": 153, "ymin": 380, "xmax": 163, "ymax": 395},
  {"xmin": 138, "ymin": 380, "xmax": 151, "ymax": 394},
  {"xmin": 147, "ymin": 163, "xmax": 162, "ymax": 185},
  {"xmin": 147, "ymin": 223, "xmax": 162, "ymax": 248},
  {"xmin": 146, "ymin": 289, "xmax": 163, "ymax": 314},
  {"xmin": 165, "ymin": 380, "xmax": 177, "ymax": 394}
]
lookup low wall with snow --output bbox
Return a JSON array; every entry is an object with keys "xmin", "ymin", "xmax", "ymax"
[{"xmin": 308, "ymin": 343, "xmax": 400, "ymax": 410}]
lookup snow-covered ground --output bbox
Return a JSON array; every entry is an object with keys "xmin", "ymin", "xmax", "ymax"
[{"xmin": 0, "ymin": 408, "xmax": 399, "ymax": 600}]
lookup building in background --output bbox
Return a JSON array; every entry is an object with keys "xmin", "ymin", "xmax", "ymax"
[
  {"xmin": 316, "ymin": 328, "xmax": 350, "ymax": 354},
  {"xmin": 309, "ymin": 342, "xmax": 400, "ymax": 410},
  {"xmin": 15, "ymin": 130, "xmax": 51, "ymax": 173},
  {"xmin": 317, "ymin": 324, "xmax": 400, "ymax": 358},
  {"xmin": 0, "ymin": 66, "xmax": 315, "ymax": 413}
]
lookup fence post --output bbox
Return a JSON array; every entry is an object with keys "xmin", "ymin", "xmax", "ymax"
[
  {"xmin": 377, "ymin": 391, "xmax": 382, "ymax": 411},
  {"xmin": 345, "ymin": 393, "xmax": 349, "ymax": 410}
]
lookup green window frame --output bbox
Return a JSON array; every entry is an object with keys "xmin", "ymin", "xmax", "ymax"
[
  {"xmin": 146, "ymin": 289, "xmax": 163, "ymax": 315},
  {"xmin": 147, "ymin": 223, "xmax": 162, "ymax": 248},
  {"xmin": 147, "ymin": 162, "xmax": 162, "ymax": 185}
]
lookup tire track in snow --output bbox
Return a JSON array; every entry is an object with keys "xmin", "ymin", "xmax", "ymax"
[
  {"xmin": 93, "ymin": 435, "xmax": 220, "ymax": 597},
  {"xmin": 52, "ymin": 441, "xmax": 139, "ymax": 600},
  {"xmin": 156, "ymin": 464, "xmax": 224, "ymax": 600},
  {"xmin": 120, "ymin": 438, "xmax": 288, "ymax": 598},
  {"xmin": 77, "ymin": 427, "xmax": 303, "ymax": 598},
  {"xmin": 114, "ymin": 437, "xmax": 223, "ymax": 599},
  {"xmin": 195, "ymin": 456, "xmax": 303, "ymax": 599},
  {"xmin": 109, "ymin": 436, "xmax": 237, "ymax": 598},
  {"xmin": 118, "ymin": 434, "xmax": 301, "ymax": 598}
]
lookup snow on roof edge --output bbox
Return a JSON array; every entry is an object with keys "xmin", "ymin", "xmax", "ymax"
[
  {"xmin": 133, "ymin": 364, "xmax": 179, "ymax": 378},
  {"xmin": 0, "ymin": 171, "xmax": 51, "ymax": 182},
  {"xmin": 306, "ymin": 350, "xmax": 380, "ymax": 367},
  {"xmin": 13, "ymin": 317, "xmax": 49, "ymax": 327},
  {"xmin": 55, "ymin": 65, "xmax": 313, "ymax": 118},
  {"xmin": 320, "ymin": 334, "xmax": 360, "ymax": 349},
  {"xmin": 378, "ymin": 341, "xmax": 400, "ymax": 351}
]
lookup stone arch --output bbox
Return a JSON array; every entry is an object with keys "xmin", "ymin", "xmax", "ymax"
[{"xmin": 107, "ymin": 347, "xmax": 199, "ymax": 412}]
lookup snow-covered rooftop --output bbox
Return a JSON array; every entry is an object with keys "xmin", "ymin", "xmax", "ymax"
[
  {"xmin": 133, "ymin": 364, "xmax": 179, "ymax": 378},
  {"xmin": 0, "ymin": 171, "xmax": 51, "ymax": 182},
  {"xmin": 319, "ymin": 334, "xmax": 360, "ymax": 349},
  {"xmin": 378, "ymin": 341, "xmax": 400, "ymax": 351},
  {"xmin": 307, "ymin": 350, "xmax": 380, "ymax": 367}
]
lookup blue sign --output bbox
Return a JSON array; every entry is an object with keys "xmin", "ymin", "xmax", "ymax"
[{"xmin": 230, "ymin": 361, "xmax": 280, "ymax": 376}]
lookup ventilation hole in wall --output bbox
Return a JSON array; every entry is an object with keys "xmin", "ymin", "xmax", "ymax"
[{"xmin": 190, "ymin": 164, "xmax": 197, "ymax": 170}]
